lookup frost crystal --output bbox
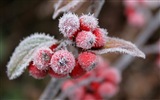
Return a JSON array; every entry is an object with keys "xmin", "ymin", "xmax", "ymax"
[
  {"xmin": 76, "ymin": 31, "xmax": 96, "ymax": 49},
  {"xmin": 59, "ymin": 12, "xmax": 80, "ymax": 38},
  {"xmin": 80, "ymin": 14, "xmax": 98, "ymax": 31},
  {"xmin": 50, "ymin": 50, "xmax": 75, "ymax": 74},
  {"xmin": 33, "ymin": 47, "xmax": 53, "ymax": 70},
  {"xmin": 92, "ymin": 37, "xmax": 145, "ymax": 59}
]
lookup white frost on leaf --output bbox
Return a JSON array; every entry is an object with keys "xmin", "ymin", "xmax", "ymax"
[
  {"xmin": 7, "ymin": 33, "xmax": 57, "ymax": 80},
  {"xmin": 53, "ymin": 0, "xmax": 85, "ymax": 19},
  {"xmin": 91, "ymin": 37, "xmax": 145, "ymax": 59}
]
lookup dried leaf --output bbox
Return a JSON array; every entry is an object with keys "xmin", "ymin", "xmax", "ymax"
[
  {"xmin": 53, "ymin": 0, "xmax": 85, "ymax": 19},
  {"xmin": 7, "ymin": 33, "xmax": 57, "ymax": 80},
  {"xmin": 92, "ymin": 37, "xmax": 145, "ymax": 59}
]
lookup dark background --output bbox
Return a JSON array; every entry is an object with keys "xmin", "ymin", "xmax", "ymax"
[{"xmin": 1, "ymin": 0, "xmax": 160, "ymax": 100}]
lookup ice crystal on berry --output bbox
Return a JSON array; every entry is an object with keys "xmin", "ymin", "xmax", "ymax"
[
  {"xmin": 80, "ymin": 14, "xmax": 98, "ymax": 31},
  {"xmin": 59, "ymin": 12, "xmax": 80, "ymax": 38},
  {"xmin": 33, "ymin": 47, "xmax": 53, "ymax": 70},
  {"xmin": 50, "ymin": 50, "xmax": 75, "ymax": 74},
  {"xmin": 76, "ymin": 31, "xmax": 96, "ymax": 49}
]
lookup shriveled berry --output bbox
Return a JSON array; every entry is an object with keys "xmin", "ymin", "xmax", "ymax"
[
  {"xmin": 76, "ymin": 31, "xmax": 96, "ymax": 49},
  {"xmin": 28, "ymin": 62, "xmax": 48, "ymax": 79},
  {"xmin": 59, "ymin": 12, "xmax": 80, "ymax": 38},
  {"xmin": 69, "ymin": 60, "xmax": 86, "ymax": 79},
  {"xmin": 80, "ymin": 14, "xmax": 98, "ymax": 31},
  {"xmin": 93, "ymin": 28, "xmax": 107, "ymax": 48},
  {"xmin": 33, "ymin": 47, "xmax": 52, "ymax": 70},
  {"xmin": 49, "ymin": 68, "xmax": 68, "ymax": 78},
  {"xmin": 50, "ymin": 50, "xmax": 75, "ymax": 74},
  {"xmin": 98, "ymin": 82, "xmax": 118, "ymax": 98},
  {"xmin": 78, "ymin": 52, "xmax": 98, "ymax": 71}
]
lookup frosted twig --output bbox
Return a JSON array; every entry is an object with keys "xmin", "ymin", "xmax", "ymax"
[
  {"xmin": 39, "ymin": 78, "xmax": 63, "ymax": 100},
  {"xmin": 87, "ymin": 0, "xmax": 105, "ymax": 17},
  {"xmin": 114, "ymin": 10, "xmax": 160, "ymax": 72}
]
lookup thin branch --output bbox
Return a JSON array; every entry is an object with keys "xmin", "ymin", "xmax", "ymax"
[
  {"xmin": 39, "ymin": 78, "xmax": 63, "ymax": 100},
  {"xmin": 87, "ymin": 0, "xmax": 105, "ymax": 17},
  {"xmin": 114, "ymin": 10, "xmax": 160, "ymax": 72},
  {"xmin": 143, "ymin": 43, "xmax": 159, "ymax": 54}
]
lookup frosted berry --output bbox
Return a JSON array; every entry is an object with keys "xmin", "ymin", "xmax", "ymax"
[
  {"xmin": 33, "ymin": 47, "xmax": 52, "ymax": 70},
  {"xmin": 92, "ymin": 28, "xmax": 107, "ymax": 48},
  {"xmin": 98, "ymin": 82, "xmax": 117, "ymax": 98},
  {"xmin": 50, "ymin": 50, "xmax": 75, "ymax": 74},
  {"xmin": 28, "ymin": 62, "xmax": 48, "ymax": 79},
  {"xmin": 76, "ymin": 31, "xmax": 96, "ymax": 49},
  {"xmin": 49, "ymin": 68, "xmax": 68, "ymax": 78},
  {"xmin": 79, "ymin": 14, "xmax": 98, "ymax": 31},
  {"xmin": 59, "ymin": 12, "xmax": 80, "ymax": 38},
  {"xmin": 78, "ymin": 52, "xmax": 98, "ymax": 71},
  {"xmin": 69, "ymin": 60, "xmax": 86, "ymax": 79},
  {"xmin": 104, "ymin": 68, "xmax": 121, "ymax": 84}
]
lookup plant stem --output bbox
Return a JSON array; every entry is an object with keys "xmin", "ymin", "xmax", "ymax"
[
  {"xmin": 114, "ymin": 10, "xmax": 160, "ymax": 72},
  {"xmin": 39, "ymin": 78, "xmax": 63, "ymax": 100}
]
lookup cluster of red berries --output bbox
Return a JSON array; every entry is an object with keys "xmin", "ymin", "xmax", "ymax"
[
  {"xmin": 59, "ymin": 12, "xmax": 108, "ymax": 49},
  {"xmin": 61, "ymin": 59, "xmax": 121, "ymax": 100},
  {"xmin": 28, "ymin": 13, "xmax": 108, "ymax": 79}
]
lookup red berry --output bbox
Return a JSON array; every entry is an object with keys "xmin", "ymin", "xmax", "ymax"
[
  {"xmin": 92, "ymin": 28, "xmax": 107, "ymax": 48},
  {"xmin": 59, "ymin": 12, "xmax": 80, "ymax": 38},
  {"xmin": 90, "ymin": 82, "xmax": 100, "ymax": 91},
  {"xmin": 76, "ymin": 31, "xmax": 96, "ymax": 49},
  {"xmin": 28, "ymin": 62, "xmax": 48, "ymax": 79},
  {"xmin": 33, "ymin": 47, "xmax": 52, "ymax": 70},
  {"xmin": 49, "ymin": 68, "xmax": 68, "ymax": 78},
  {"xmin": 50, "ymin": 50, "xmax": 75, "ymax": 74},
  {"xmin": 104, "ymin": 68, "xmax": 121, "ymax": 84},
  {"xmin": 78, "ymin": 52, "xmax": 98, "ymax": 71},
  {"xmin": 79, "ymin": 14, "xmax": 98, "ymax": 31},
  {"xmin": 98, "ymin": 82, "xmax": 118, "ymax": 98},
  {"xmin": 68, "ymin": 87, "xmax": 85, "ymax": 100},
  {"xmin": 62, "ymin": 80, "xmax": 75, "ymax": 91},
  {"xmin": 69, "ymin": 60, "xmax": 86, "ymax": 79},
  {"xmin": 83, "ymin": 94, "xmax": 96, "ymax": 100},
  {"xmin": 50, "ymin": 44, "xmax": 58, "ymax": 51}
]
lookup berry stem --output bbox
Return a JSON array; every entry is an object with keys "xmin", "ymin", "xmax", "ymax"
[
  {"xmin": 39, "ymin": 78, "xmax": 63, "ymax": 100},
  {"xmin": 114, "ymin": 11, "xmax": 160, "ymax": 72}
]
